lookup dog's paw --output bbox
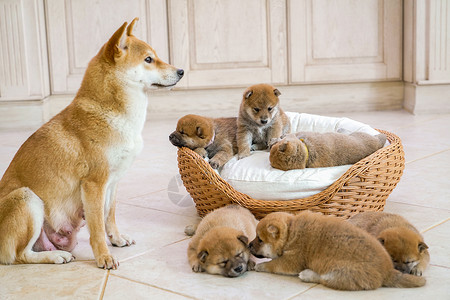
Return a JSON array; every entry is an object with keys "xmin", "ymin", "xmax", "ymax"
[
  {"xmin": 194, "ymin": 148, "xmax": 208, "ymax": 158},
  {"xmin": 51, "ymin": 251, "xmax": 75, "ymax": 264},
  {"xmin": 254, "ymin": 263, "xmax": 268, "ymax": 272},
  {"xmin": 192, "ymin": 263, "xmax": 203, "ymax": 273},
  {"xmin": 184, "ymin": 224, "xmax": 197, "ymax": 236},
  {"xmin": 269, "ymin": 138, "xmax": 281, "ymax": 149},
  {"xmin": 109, "ymin": 233, "xmax": 135, "ymax": 247},
  {"xmin": 209, "ymin": 159, "xmax": 220, "ymax": 169},
  {"xmin": 238, "ymin": 151, "xmax": 250, "ymax": 160},
  {"xmin": 247, "ymin": 260, "xmax": 256, "ymax": 271},
  {"xmin": 299, "ymin": 269, "xmax": 321, "ymax": 283},
  {"xmin": 410, "ymin": 266, "xmax": 424, "ymax": 276},
  {"xmin": 96, "ymin": 254, "xmax": 119, "ymax": 270}
]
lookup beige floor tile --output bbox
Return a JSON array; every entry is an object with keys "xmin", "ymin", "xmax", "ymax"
[
  {"xmin": 422, "ymin": 219, "xmax": 450, "ymax": 268},
  {"xmin": 0, "ymin": 261, "xmax": 107, "ymax": 300}
]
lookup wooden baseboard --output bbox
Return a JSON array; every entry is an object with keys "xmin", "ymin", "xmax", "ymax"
[{"xmin": 404, "ymin": 82, "xmax": 450, "ymax": 114}]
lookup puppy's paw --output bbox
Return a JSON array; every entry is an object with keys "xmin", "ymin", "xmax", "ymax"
[
  {"xmin": 247, "ymin": 260, "xmax": 256, "ymax": 271},
  {"xmin": 194, "ymin": 148, "xmax": 208, "ymax": 158},
  {"xmin": 209, "ymin": 159, "xmax": 220, "ymax": 169},
  {"xmin": 109, "ymin": 233, "xmax": 135, "ymax": 247},
  {"xmin": 269, "ymin": 138, "xmax": 281, "ymax": 149},
  {"xmin": 238, "ymin": 151, "xmax": 251, "ymax": 160},
  {"xmin": 51, "ymin": 251, "xmax": 75, "ymax": 264},
  {"xmin": 192, "ymin": 263, "xmax": 203, "ymax": 273},
  {"xmin": 299, "ymin": 269, "xmax": 321, "ymax": 283},
  {"xmin": 184, "ymin": 224, "xmax": 197, "ymax": 236},
  {"xmin": 254, "ymin": 263, "xmax": 268, "ymax": 272},
  {"xmin": 410, "ymin": 266, "xmax": 424, "ymax": 276},
  {"xmin": 96, "ymin": 254, "xmax": 119, "ymax": 270}
]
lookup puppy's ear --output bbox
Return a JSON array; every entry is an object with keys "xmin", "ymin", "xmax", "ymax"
[
  {"xmin": 245, "ymin": 90, "xmax": 253, "ymax": 99},
  {"xmin": 237, "ymin": 235, "xmax": 248, "ymax": 246},
  {"xmin": 198, "ymin": 250, "xmax": 208, "ymax": 263},
  {"xmin": 273, "ymin": 89, "xmax": 281, "ymax": 97},
  {"xmin": 196, "ymin": 126, "xmax": 203, "ymax": 138},
  {"xmin": 418, "ymin": 242, "xmax": 429, "ymax": 253},
  {"xmin": 267, "ymin": 225, "xmax": 279, "ymax": 238}
]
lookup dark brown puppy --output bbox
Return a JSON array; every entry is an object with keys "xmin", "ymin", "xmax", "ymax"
[{"xmin": 169, "ymin": 114, "xmax": 237, "ymax": 169}]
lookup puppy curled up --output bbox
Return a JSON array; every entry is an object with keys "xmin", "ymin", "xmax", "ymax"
[
  {"xmin": 169, "ymin": 114, "xmax": 237, "ymax": 169},
  {"xmin": 348, "ymin": 211, "xmax": 429, "ymax": 276},
  {"xmin": 186, "ymin": 205, "xmax": 258, "ymax": 277},
  {"xmin": 237, "ymin": 84, "xmax": 290, "ymax": 159},
  {"xmin": 269, "ymin": 131, "xmax": 386, "ymax": 171},
  {"xmin": 249, "ymin": 211, "xmax": 425, "ymax": 291}
]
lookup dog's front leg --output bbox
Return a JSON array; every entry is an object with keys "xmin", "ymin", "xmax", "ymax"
[
  {"xmin": 237, "ymin": 129, "xmax": 252, "ymax": 159},
  {"xmin": 105, "ymin": 183, "xmax": 135, "ymax": 247},
  {"xmin": 255, "ymin": 256, "xmax": 301, "ymax": 276},
  {"xmin": 266, "ymin": 124, "xmax": 283, "ymax": 147},
  {"xmin": 81, "ymin": 180, "xmax": 118, "ymax": 269}
]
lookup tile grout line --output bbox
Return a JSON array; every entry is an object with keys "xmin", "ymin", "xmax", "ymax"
[
  {"xmin": 405, "ymin": 148, "xmax": 450, "ymax": 165},
  {"xmin": 387, "ymin": 200, "xmax": 450, "ymax": 212},
  {"xmin": 98, "ymin": 270, "xmax": 110, "ymax": 300},
  {"xmin": 421, "ymin": 217, "xmax": 450, "ymax": 234},
  {"xmin": 285, "ymin": 284, "xmax": 320, "ymax": 300},
  {"xmin": 110, "ymin": 273, "xmax": 198, "ymax": 299},
  {"xmin": 119, "ymin": 201, "xmax": 198, "ymax": 218}
]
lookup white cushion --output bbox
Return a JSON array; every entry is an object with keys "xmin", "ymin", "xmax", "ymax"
[{"xmin": 218, "ymin": 112, "xmax": 385, "ymax": 201}]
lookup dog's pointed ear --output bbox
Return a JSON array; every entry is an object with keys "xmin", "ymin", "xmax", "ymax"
[
  {"xmin": 104, "ymin": 21, "xmax": 128, "ymax": 62},
  {"xmin": 267, "ymin": 225, "xmax": 279, "ymax": 238},
  {"xmin": 127, "ymin": 17, "xmax": 139, "ymax": 36},
  {"xmin": 418, "ymin": 242, "xmax": 428, "ymax": 253},
  {"xmin": 244, "ymin": 90, "xmax": 253, "ymax": 100},
  {"xmin": 274, "ymin": 89, "xmax": 281, "ymax": 97},
  {"xmin": 198, "ymin": 250, "xmax": 208, "ymax": 263},
  {"xmin": 237, "ymin": 235, "xmax": 248, "ymax": 246},
  {"xmin": 196, "ymin": 126, "xmax": 203, "ymax": 138}
]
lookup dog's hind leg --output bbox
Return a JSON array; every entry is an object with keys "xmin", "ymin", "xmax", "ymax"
[{"xmin": 0, "ymin": 187, "xmax": 74, "ymax": 265}]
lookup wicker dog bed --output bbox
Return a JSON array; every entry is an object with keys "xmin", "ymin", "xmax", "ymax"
[{"xmin": 177, "ymin": 129, "xmax": 404, "ymax": 219}]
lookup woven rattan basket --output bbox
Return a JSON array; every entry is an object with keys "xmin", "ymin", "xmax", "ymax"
[{"xmin": 177, "ymin": 129, "xmax": 404, "ymax": 219}]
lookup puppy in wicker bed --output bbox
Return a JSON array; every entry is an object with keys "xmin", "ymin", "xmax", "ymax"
[
  {"xmin": 186, "ymin": 205, "xmax": 258, "ymax": 277},
  {"xmin": 237, "ymin": 84, "xmax": 290, "ymax": 159},
  {"xmin": 269, "ymin": 131, "xmax": 386, "ymax": 171},
  {"xmin": 169, "ymin": 114, "xmax": 237, "ymax": 169},
  {"xmin": 249, "ymin": 211, "xmax": 426, "ymax": 290},
  {"xmin": 348, "ymin": 211, "xmax": 429, "ymax": 276}
]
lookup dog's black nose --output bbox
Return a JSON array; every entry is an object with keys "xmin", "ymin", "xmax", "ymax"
[
  {"xmin": 177, "ymin": 69, "xmax": 184, "ymax": 77},
  {"xmin": 234, "ymin": 265, "xmax": 243, "ymax": 273},
  {"xmin": 260, "ymin": 119, "xmax": 268, "ymax": 124}
]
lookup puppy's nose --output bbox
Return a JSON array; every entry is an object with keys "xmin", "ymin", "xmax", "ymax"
[
  {"xmin": 234, "ymin": 265, "xmax": 243, "ymax": 273},
  {"xmin": 177, "ymin": 69, "xmax": 184, "ymax": 78},
  {"xmin": 260, "ymin": 119, "xmax": 268, "ymax": 124}
]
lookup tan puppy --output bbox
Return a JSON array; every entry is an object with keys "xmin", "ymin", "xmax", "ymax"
[
  {"xmin": 348, "ymin": 211, "xmax": 429, "ymax": 276},
  {"xmin": 237, "ymin": 84, "xmax": 290, "ymax": 159},
  {"xmin": 187, "ymin": 205, "xmax": 258, "ymax": 277},
  {"xmin": 269, "ymin": 131, "xmax": 386, "ymax": 171},
  {"xmin": 249, "ymin": 211, "xmax": 425, "ymax": 290},
  {"xmin": 169, "ymin": 115, "xmax": 237, "ymax": 169},
  {"xmin": 0, "ymin": 18, "xmax": 183, "ymax": 269}
]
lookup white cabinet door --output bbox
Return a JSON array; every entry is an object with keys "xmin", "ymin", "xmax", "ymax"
[
  {"xmin": 168, "ymin": 0, "xmax": 288, "ymax": 88},
  {"xmin": 289, "ymin": 0, "xmax": 402, "ymax": 84},
  {"xmin": 45, "ymin": 0, "xmax": 169, "ymax": 94}
]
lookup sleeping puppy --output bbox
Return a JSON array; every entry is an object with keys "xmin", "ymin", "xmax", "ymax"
[
  {"xmin": 169, "ymin": 114, "xmax": 238, "ymax": 169},
  {"xmin": 348, "ymin": 211, "xmax": 429, "ymax": 276},
  {"xmin": 269, "ymin": 131, "xmax": 386, "ymax": 171},
  {"xmin": 249, "ymin": 211, "xmax": 425, "ymax": 290},
  {"xmin": 187, "ymin": 205, "xmax": 258, "ymax": 277}
]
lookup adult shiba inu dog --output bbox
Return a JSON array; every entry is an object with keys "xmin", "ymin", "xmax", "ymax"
[
  {"xmin": 348, "ymin": 211, "xmax": 429, "ymax": 276},
  {"xmin": 249, "ymin": 211, "xmax": 425, "ymax": 290},
  {"xmin": 0, "ymin": 18, "xmax": 183, "ymax": 269}
]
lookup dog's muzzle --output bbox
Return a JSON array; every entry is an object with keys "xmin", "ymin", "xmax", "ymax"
[{"xmin": 169, "ymin": 132, "xmax": 184, "ymax": 147}]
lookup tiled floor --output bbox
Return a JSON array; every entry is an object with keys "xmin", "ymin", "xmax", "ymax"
[{"xmin": 0, "ymin": 109, "xmax": 449, "ymax": 299}]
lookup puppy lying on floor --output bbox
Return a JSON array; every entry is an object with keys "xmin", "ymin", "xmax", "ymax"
[
  {"xmin": 269, "ymin": 131, "xmax": 386, "ymax": 171},
  {"xmin": 348, "ymin": 211, "xmax": 429, "ymax": 276},
  {"xmin": 186, "ymin": 205, "xmax": 258, "ymax": 277},
  {"xmin": 169, "ymin": 114, "xmax": 237, "ymax": 169},
  {"xmin": 249, "ymin": 211, "xmax": 425, "ymax": 291}
]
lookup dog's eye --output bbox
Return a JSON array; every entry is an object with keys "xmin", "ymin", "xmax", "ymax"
[
  {"xmin": 253, "ymin": 108, "xmax": 260, "ymax": 113},
  {"xmin": 257, "ymin": 237, "xmax": 263, "ymax": 243},
  {"xmin": 236, "ymin": 252, "xmax": 243, "ymax": 258},
  {"xmin": 179, "ymin": 131, "xmax": 184, "ymax": 135},
  {"xmin": 145, "ymin": 56, "xmax": 153, "ymax": 63},
  {"xmin": 219, "ymin": 260, "xmax": 228, "ymax": 268},
  {"xmin": 268, "ymin": 107, "xmax": 273, "ymax": 112}
]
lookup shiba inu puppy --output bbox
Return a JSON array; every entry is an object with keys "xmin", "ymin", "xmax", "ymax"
[
  {"xmin": 249, "ymin": 211, "xmax": 425, "ymax": 290},
  {"xmin": 187, "ymin": 205, "xmax": 258, "ymax": 277},
  {"xmin": 348, "ymin": 211, "xmax": 429, "ymax": 276},
  {"xmin": 237, "ymin": 84, "xmax": 290, "ymax": 159},
  {"xmin": 169, "ymin": 114, "xmax": 237, "ymax": 169},
  {"xmin": 269, "ymin": 131, "xmax": 386, "ymax": 171},
  {"xmin": 0, "ymin": 18, "xmax": 183, "ymax": 269}
]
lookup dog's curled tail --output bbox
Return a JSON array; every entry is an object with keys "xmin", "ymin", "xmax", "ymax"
[{"xmin": 383, "ymin": 269, "xmax": 426, "ymax": 288}]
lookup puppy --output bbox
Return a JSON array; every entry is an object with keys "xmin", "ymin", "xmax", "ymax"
[
  {"xmin": 249, "ymin": 211, "xmax": 425, "ymax": 290},
  {"xmin": 269, "ymin": 131, "xmax": 386, "ymax": 171},
  {"xmin": 187, "ymin": 205, "xmax": 258, "ymax": 277},
  {"xmin": 348, "ymin": 211, "xmax": 429, "ymax": 276},
  {"xmin": 169, "ymin": 114, "xmax": 237, "ymax": 169},
  {"xmin": 0, "ymin": 18, "xmax": 183, "ymax": 269},
  {"xmin": 237, "ymin": 84, "xmax": 290, "ymax": 159}
]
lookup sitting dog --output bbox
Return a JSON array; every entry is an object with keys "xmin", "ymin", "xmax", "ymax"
[
  {"xmin": 169, "ymin": 114, "xmax": 237, "ymax": 169},
  {"xmin": 269, "ymin": 131, "xmax": 386, "ymax": 171},
  {"xmin": 187, "ymin": 205, "xmax": 258, "ymax": 277},
  {"xmin": 0, "ymin": 18, "xmax": 183, "ymax": 269},
  {"xmin": 237, "ymin": 84, "xmax": 290, "ymax": 159},
  {"xmin": 348, "ymin": 211, "xmax": 429, "ymax": 276},
  {"xmin": 249, "ymin": 211, "xmax": 425, "ymax": 290}
]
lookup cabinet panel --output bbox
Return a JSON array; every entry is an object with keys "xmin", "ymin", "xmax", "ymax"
[
  {"xmin": 168, "ymin": 0, "xmax": 287, "ymax": 88},
  {"xmin": 46, "ymin": 0, "xmax": 169, "ymax": 94},
  {"xmin": 289, "ymin": 0, "xmax": 402, "ymax": 84}
]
